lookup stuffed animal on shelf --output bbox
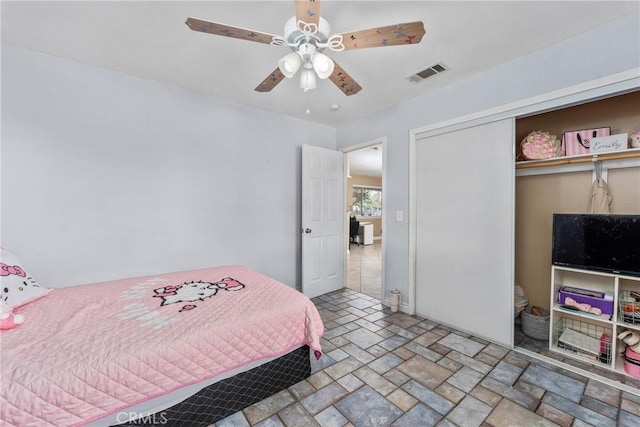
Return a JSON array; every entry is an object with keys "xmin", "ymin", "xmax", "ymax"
[
  {"xmin": 630, "ymin": 127, "xmax": 640, "ymax": 149},
  {"xmin": 619, "ymin": 330, "xmax": 640, "ymax": 353},
  {"xmin": 0, "ymin": 311, "xmax": 24, "ymax": 330}
]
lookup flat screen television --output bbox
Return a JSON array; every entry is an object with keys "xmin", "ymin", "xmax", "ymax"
[{"xmin": 552, "ymin": 214, "xmax": 640, "ymax": 277}]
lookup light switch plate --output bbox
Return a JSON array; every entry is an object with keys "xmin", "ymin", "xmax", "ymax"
[{"xmin": 396, "ymin": 211, "xmax": 403, "ymax": 222}]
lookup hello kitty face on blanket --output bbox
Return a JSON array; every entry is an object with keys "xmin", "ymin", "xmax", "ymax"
[{"xmin": 153, "ymin": 277, "xmax": 245, "ymax": 312}]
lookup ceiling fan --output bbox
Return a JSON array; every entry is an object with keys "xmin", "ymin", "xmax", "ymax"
[{"xmin": 185, "ymin": 0, "xmax": 426, "ymax": 96}]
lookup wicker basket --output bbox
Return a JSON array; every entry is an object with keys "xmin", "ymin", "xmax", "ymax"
[{"xmin": 521, "ymin": 306, "xmax": 550, "ymax": 340}]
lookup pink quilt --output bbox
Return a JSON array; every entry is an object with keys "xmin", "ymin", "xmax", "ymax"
[{"xmin": 0, "ymin": 266, "xmax": 324, "ymax": 426}]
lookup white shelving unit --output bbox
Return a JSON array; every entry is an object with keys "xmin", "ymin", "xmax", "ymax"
[{"xmin": 550, "ymin": 265, "xmax": 640, "ymax": 377}]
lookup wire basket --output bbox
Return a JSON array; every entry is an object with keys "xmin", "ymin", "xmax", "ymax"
[
  {"xmin": 521, "ymin": 306, "xmax": 550, "ymax": 340},
  {"xmin": 619, "ymin": 290, "xmax": 640, "ymax": 325},
  {"xmin": 552, "ymin": 317, "xmax": 612, "ymax": 365}
]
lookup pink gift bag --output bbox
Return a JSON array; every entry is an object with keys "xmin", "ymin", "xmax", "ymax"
[{"xmin": 562, "ymin": 127, "xmax": 611, "ymax": 156}]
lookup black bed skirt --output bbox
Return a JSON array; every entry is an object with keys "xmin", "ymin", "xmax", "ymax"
[{"xmin": 114, "ymin": 345, "xmax": 311, "ymax": 427}]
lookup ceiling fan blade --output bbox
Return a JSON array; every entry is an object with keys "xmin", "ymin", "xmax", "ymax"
[
  {"xmin": 255, "ymin": 68, "xmax": 286, "ymax": 93},
  {"xmin": 295, "ymin": 0, "xmax": 321, "ymax": 26},
  {"xmin": 329, "ymin": 61, "xmax": 362, "ymax": 96},
  {"xmin": 338, "ymin": 21, "xmax": 426, "ymax": 50},
  {"xmin": 185, "ymin": 18, "xmax": 276, "ymax": 45}
]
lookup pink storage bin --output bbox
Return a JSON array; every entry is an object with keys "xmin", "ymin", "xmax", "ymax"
[
  {"xmin": 562, "ymin": 127, "xmax": 611, "ymax": 156},
  {"xmin": 623, "ymin": 346, "xmax": 640, "ymax": 379}
]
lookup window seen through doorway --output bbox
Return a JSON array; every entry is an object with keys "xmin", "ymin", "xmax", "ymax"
[{"xmin": 352, "ymin": 186, "xmax": 382, "ymax": 218}]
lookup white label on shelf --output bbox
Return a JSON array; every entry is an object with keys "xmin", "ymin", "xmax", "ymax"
[{"xmin": 590, "ymin": 134, "xmax": 628, "ymax": 153}]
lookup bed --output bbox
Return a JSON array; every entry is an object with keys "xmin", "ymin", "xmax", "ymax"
[{"xmin": 0, "ymin": 264, "xmax": 324, "ymax": 426}]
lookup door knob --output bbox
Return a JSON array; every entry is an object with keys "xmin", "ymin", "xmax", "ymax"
[{"xmin": 304, "ymin": 228, "xmax": 312, "ymax": 234}]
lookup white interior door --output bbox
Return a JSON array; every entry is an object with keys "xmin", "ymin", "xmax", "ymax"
[
  {"xmin": 415, "ymin": 118, "xmax": 514, "ymax": 347},
  {"xmin": 302, "ymin": 145, "xmax": 345, "ymax": 298}
]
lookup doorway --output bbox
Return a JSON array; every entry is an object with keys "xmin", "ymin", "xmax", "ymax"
[{"xmin": 344, "ymin": 140, "xmax": 385, "ymax": 300}]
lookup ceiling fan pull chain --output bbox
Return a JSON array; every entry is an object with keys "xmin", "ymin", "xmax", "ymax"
[{"xmin": 304, "ymin": 82, "xmax": 315, "ymax": 113}]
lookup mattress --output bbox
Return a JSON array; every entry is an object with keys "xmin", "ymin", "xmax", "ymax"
[
  {"xmin": 107, "ymin": 345, "xmax": 311, "ymax": 426},
  {"xmin": 0, "ymin": 266, "xmax": 324, "ymax": 426}
]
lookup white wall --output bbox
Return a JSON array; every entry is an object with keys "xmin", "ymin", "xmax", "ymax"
[
  {"xmin": 2, "ymin": 13, "xmax": 638, "ymax": 296},
  {"xmin": 335, "ymin": 14, "xmax": 640, "ymax": 305},
  {"xmin": 1, "ymin": 44, "xmax": 335, "ymax": 288}
]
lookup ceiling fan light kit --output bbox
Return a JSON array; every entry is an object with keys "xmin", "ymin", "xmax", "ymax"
[
  {"xmin": 185, "ymin": 0, "xmax": 426, "ymax": 97},
  {"xmin": 279, "ymin": 42, "xmax": 334, "ymax": 89},
  {"xmin": 299, "ymin": 67, "xmax": 317, "ymax": 91},
  {"xmin": 311, "ymin": 52, "xmax": 334, "ymax": 79},
  {"xmin": 278, "ymin": 52, "xmax": 302, "ymax": 78}
]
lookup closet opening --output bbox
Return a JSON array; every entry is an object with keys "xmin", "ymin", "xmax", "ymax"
[{"xmin": 513, "ymin": 90, "xmax": 640, "ymax": 385}]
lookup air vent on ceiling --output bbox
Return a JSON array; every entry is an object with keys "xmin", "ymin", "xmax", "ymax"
[{"xmin": 406, "ymin": 62, "xmax": 447, "ymax": 84}]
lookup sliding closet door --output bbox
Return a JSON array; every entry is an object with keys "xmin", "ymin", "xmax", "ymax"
[{"xmin": 415, "ymin": 118, "xmax": 514, "ymax": 347}]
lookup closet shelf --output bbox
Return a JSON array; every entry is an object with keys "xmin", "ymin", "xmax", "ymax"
[{"xmin": 516, "ymin": 148, "xmax": 640, "ymax": 169}]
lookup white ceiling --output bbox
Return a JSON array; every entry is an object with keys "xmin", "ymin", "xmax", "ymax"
[
  {"xmin": 349, "ymin": 144, "xmax": 382, "ymax": 177},
  {"xmin": 1, "ymin": 1, "xmax": 638, "ymax": 127}
]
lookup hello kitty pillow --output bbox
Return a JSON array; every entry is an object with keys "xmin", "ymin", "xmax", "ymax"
[{"xmin": 0, "ymin": 248, "xmax": 52, "ymax": 309}]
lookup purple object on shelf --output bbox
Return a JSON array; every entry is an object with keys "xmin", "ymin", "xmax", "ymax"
[{"xmin": 558, "ymin": 286, "xmax": 614, "ymax": 316}]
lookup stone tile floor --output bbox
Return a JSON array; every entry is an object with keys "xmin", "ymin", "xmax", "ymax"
[{"xmin": 216, "ymin": 289, "xmax": 640, "ymax": 426}]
